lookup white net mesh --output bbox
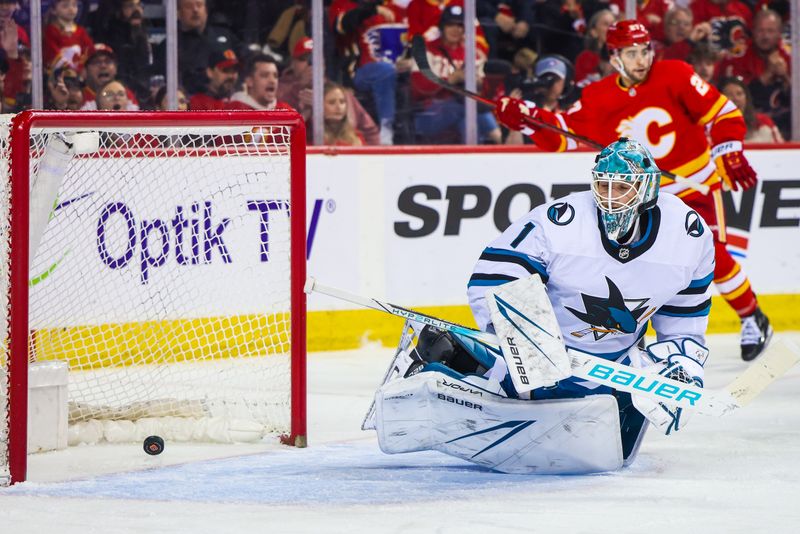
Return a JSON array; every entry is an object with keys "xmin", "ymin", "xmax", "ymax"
[{"xmin": 1, "ymin": 115, "xmax": 302, "ymax": 483}]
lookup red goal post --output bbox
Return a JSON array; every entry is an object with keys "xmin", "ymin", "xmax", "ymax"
[{"xmin": 1, "ymin": 110, "xmax": 307, "ymax": 485}]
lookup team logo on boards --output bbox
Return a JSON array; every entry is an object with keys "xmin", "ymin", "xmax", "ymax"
[
  {"xmin": 565, "ymin": 277, "xmax": 655, "ymax": 340},
  {"xmin": 685, "ymin": 210, "xmax": 704, "ymax": 237},
  {"xmin": 547, "ymin": 202, "xmax": 575, "ymax": 226}
]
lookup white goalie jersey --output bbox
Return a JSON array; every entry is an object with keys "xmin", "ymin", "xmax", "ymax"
[{"xmin": 468, "ymin": 191, "xmax": 715, "ymax": 361}]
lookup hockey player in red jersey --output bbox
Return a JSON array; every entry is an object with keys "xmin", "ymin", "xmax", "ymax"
[{"xmin": 493, "ymin": 20, "xmax": 772, "ymax": 361}]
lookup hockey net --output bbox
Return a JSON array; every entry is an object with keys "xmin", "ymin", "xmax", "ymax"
[{"xmin": 0, "ymin": 111, "xmax": 307, "ymax": 485}]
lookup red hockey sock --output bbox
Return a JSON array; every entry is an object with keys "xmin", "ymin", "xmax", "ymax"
[{"xmin": 713, "ymin": 241, "xmax": 758, "ymax": 317}]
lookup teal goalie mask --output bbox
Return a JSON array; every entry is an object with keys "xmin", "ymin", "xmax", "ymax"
[{"xmin": 591, "ymin": 138, "xmax": 661, "ymax": 241}]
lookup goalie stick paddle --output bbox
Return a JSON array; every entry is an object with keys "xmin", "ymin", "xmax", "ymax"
[
  {"xmin": 305, "ymin": 277, "xmax": 799, "ymax": 416},
  {"xmin": 410, "ymin": 35, "xmax": 709, "ymax": 195}
]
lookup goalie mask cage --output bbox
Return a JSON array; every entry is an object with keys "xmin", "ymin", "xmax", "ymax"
[{"xmin": 0, "ymin": 110, "xmax": 307, "ymax": 485}]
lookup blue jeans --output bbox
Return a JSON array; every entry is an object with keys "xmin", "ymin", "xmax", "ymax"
[
  {"xmin": 353, "ymin": 61, "xmax": 397, "ymax": 123},
  {"xmin": 415, "ymin": 98, "xmax": 499, "ymax": 143}
]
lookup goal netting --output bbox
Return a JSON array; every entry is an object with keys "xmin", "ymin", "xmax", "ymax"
[{"xmin": 0, "ymin": 110, "xmax": 307, "ymax": 485}]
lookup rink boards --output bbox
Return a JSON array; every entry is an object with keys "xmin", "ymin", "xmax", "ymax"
[{"xmin": 305, "ymin": 146, "xmax": 800, "ymax": 350}]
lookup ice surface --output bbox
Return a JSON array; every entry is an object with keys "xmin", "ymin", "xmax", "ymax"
[{"xmin": 1, "ymin": 334, "xmax": 799, "ymax": 534}]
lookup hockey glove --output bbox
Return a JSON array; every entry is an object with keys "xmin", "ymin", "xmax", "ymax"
[
  {"xmin": 629, "ymin": 339, "xmax": 709, "ymax": 435},
  {"xmin": 712, "ymin": 141, "xmax": 758, "ymax": 191},
  {"xmin": 495, "ymin": 96, "xmax": 533, "ymax": 131}
]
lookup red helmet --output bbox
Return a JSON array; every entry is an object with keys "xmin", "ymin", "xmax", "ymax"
[{"xmin": 606, "ymin": 20, "xmax": 651, "ymax": 51}]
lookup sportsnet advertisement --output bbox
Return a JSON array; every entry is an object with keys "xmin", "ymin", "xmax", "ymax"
[{"xmin": 305, "ymin": 147, "xmax": 799, "ymax": 347}]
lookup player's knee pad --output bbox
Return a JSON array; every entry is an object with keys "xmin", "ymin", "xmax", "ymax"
[{"xmin": 374, "ymin": 370, "xmax": 624, "ymax": 475}]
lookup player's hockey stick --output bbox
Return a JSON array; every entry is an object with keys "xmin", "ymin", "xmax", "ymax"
[
  {"xmin": 305, "ymin": 277, "xmax": 799, "ymax": 417},
  {"xmin": 411, "ymin": 35, "xmax": 710, "ymax": 195}
]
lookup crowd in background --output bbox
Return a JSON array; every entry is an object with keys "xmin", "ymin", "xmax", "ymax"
[{"xmin": 0, "ymin": 0, "xmax": 791, "ymax": 145}]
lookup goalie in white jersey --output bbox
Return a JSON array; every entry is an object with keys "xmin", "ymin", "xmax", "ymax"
[{"xmin": 366, "ymin": 138, "xmax": 715, "ymax": 474}]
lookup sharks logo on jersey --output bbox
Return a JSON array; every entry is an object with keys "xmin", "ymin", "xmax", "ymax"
[
  {"xmin": 685, "ymin": 210, "xmax": 704, "ymax": 237},
  {"xmin": 565, "ymin": 277, "xmax": 656, "ymax": 340},
  {"xmin": 547, "ymin": 202, "xmax": 575, "ymax": 226}
]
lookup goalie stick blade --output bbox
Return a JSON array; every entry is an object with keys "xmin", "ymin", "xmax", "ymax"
[{"xmin": 723, "ymin": 337, "xmax": 800, "ymax": 408}]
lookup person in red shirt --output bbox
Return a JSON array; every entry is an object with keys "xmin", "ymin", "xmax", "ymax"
[
  {"xmin": 80, "ymin": 44, "xmax": 139, "ymax": 110},
  {"xmin": 226, "ymin": 54, "xmax": 292, "ymax": 111},
  {"xmin": 411, "ymin": 4, "xmax": 501, "ymax": 144},
  {"xmin": 574, "ymin": 9, "xmax": 615, "ymax": 88},
  {"xmin": 494, "ymin": 20, "xmax": 772, "ymax": 361},
  {"xmin": 43, "ymin": 0, "xmax": 94, "ymax": 69},
  {"xmin": 658, "ymin": 6, "xmax": 712, "ymax": 62},
  {"xmin": 718, "ymin": 9, "xmax": 790, "ymax": 84},
  {"xmin": 188, "ymin": 47, "xmax": 239, "ymax": 111},
  {"xmin": 330, "ymin": 0, "xmax": 412, "ymax": 145},
  {"xmin": 690, "ymin": 0, "xmax": 752, "ymax": 59},
  {"xmin": 407, "ymin": 0, "xmax": 489, "ymax": 54}
]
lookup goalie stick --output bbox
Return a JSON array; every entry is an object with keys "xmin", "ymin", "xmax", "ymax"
[
  {"xmin": 305, "ymin": 277, "xmax": 799, "ymax": 417},
  {"xmin": 410, "ymin": 35, "xmax": 710, "ymax": 195}
]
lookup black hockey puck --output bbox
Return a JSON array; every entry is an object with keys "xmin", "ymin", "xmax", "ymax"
[{"xmin": 143, "ymin": 435, "xmax": 164, "ymax": 455}]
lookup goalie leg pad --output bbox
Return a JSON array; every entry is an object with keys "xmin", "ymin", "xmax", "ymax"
[{"xmin": 375, "ymin": 371, "xmax": 624, "ymax": 474}]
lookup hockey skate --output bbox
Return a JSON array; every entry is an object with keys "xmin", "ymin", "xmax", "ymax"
[{"xmin": 740, "ymin": 307, "xmax": 773, "ymax": 361}]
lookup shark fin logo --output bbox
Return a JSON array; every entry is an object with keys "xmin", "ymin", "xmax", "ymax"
[
  {"xmin": 566, "ymin": 277, "xmax": 655, "ymax": 340},
  {"xmin": 685, "ymin": 210, "xmax": 704, "ymax": 237},
  {"xmin": 547, "ymin": 202, "xmax": 575, "ymax": 226}
]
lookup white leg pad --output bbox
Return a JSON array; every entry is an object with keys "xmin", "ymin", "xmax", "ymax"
[{"xmin": 375, "ymin": 371, "xmax": 624, "ymax": 474}]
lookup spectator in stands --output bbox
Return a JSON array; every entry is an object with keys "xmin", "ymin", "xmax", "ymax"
[
  {"xmin": 330, "ymin": 0, "xmax": 411, "ymax": 145},
  {"xmin": 739, "ymin": 10, "xmax": 791, "ymax": 139},
  {"xmin": 154, "ymin": 0, "xmax": 242, "ymax": 96},
  {"xmin": 264, "ymin": 1, "xmax": 308, "ymax": 64},
  {"xmin": 227, "ymin": 54, "xmax": 292, "ymax": 110},
  {"xmin": 690, "ymin": 0, "xmax": 751, "ymax": 59},
  {"xmin": 0, "ymin": 49, "xmax": 7, "ymax": 112},
  {"xmin": 719, "ymin": 9, "xmax": 789, "ymax": 85},
  {"xmin": 189, "ymin": 47, "xmax": 239, "ymax": 110},
  {"xmin": 277, "ymin": 37, "xmax": 380, "ymax": 145},
  {"xmin": 529, "ymin": 0, "xmax": 583, "ymax": 61},
  {"xmin": 719, "ymin": 76, "xmax": 784, "ymax": 143},
  {"xmin": 323, "ymin": 81, "xmax": 365, "ymax": 146},
  {"xmin": 690, "ymin": 0, "xmax": 753, "ymax": 28},
  {"xmin": 407, "ymin": 0, "xmax": 489, "ymax": 56},
  {"xmin": 478, "ymin": 1, "xmax": 533, "ymax": 62},
  {"xmin": 531, "ymin": 55, "xmax": 573, "ymax": 112},
  {"xmin": 4, "ymin": 45, "xmax": 29, "ymax": 111},
  {"xmin": 43, "ymin": 0, "xmax": 94, "ymax": 69},
  {"xmin": 154, "ymin": 85, "xmax": 189, "ymax": 111},
  {"xmin": 0, "ymin": 0, "xmax": 29, "ymax": 109},
  {"xmin": 687, "ymin": 42, "xmax": 720, "ymax": 84},
  {"xmin": 88, "ymin": 0, "xmax": 152, "ymax": 104},
  {"xmin": 81, "ymin": 44, "xmax": 139, "ymax": 110},
  {"xmin": 45, "ymin": 61, "xmax": 84, "ymax": 110},
  {"xmin": 658, "ymin": 6, "xmax": 711, "ymax": 62},
  {"xmin": 96, "ymin": 79, "xmax": 130, "ymax": 111},
  {"xmin": 411, "ymin": 4, "xmax": 501, "ymax": 144},
  {"xmin": 574, "ymin": 9, "xmax": 614, "ymax": 88}
]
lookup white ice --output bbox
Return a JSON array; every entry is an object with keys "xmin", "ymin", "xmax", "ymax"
[{"xmin": 1, "ymin": 333, "xmax": 799, "ymax": 534}]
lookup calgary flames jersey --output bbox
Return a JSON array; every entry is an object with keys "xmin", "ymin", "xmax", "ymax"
[{"xmin": 530, "ymin": 60, "xmax": 746, "ymax": 197}]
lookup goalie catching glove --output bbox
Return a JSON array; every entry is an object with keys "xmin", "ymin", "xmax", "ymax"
[
  {"xmin": 629, "ymin": 338, "xmax": 709, "ymax": 435},
  {"xmin": 711, "ymin": 141, "xmax": 757, "ymax": 191}
]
